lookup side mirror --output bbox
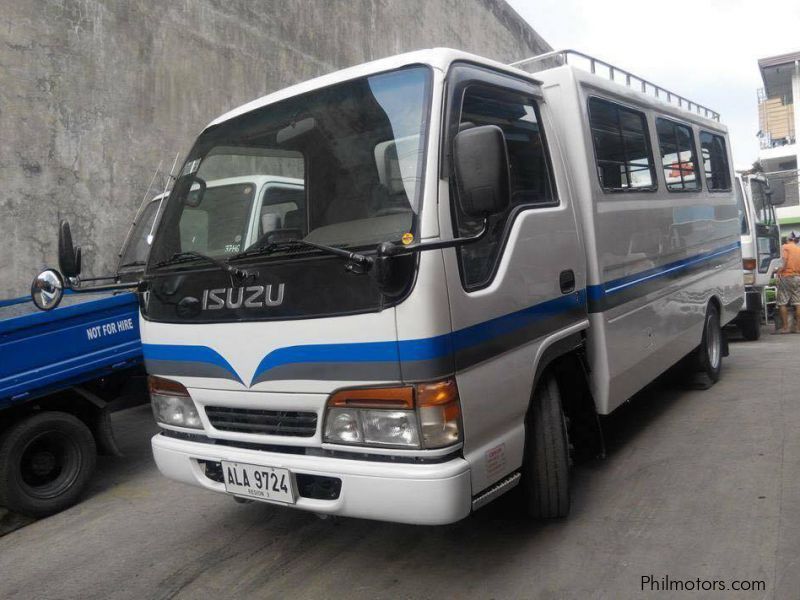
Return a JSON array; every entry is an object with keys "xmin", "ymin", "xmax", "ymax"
[
  {"xmin": 31, "ymin": 269, "xmax": 65, "ymax": 311},
  {"xmin": 453, "ymin": 125, "xmax": 510, "ymax": 218},
  {"xmin": 767, "ymin": 183, "xmax": 786, "ymax": 206},
  {"xmin": 58, "ymin": 220, "xmax": 82, "ymax": 278},
  {"xmin": 173, "ymin": 174, "xmax": 207, "ymax": 208}
]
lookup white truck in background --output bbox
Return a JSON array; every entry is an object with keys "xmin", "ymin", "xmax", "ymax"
[{"xmin": 732, "ymin": 173, "xmax": 783, "ymax": 339}]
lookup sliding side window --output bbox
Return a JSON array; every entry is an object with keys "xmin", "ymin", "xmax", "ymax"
[
  {"xmin": 699, "ymin": 131, "xmax": 731, "ymax": 191},
  {"xmin": 656, "ymin": 118, "xmax": 700, "ymax": 191},
  {"xmin": 453, "ymin": 85, "xmax": 557, "ymax": 289},
  {"xmin": 588, "ymin": 97, "xmax": 656, "ymax": 192}
]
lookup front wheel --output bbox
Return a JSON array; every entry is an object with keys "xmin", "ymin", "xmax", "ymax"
[
  {"xmin": 0, "ymin": 412, "xmax": 97, "ymax": 517},
  {"xmin": 522, "ymin": 374, "xmax": 570, "ymax": 519}
]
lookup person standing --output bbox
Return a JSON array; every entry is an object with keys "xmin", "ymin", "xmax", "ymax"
[{"xmin": 776, "ymin": 232, "xmax": 800, "ymax": 333}]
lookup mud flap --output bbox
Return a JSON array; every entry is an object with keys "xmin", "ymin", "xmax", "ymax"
[
  {"xmin": 91, "ymin": 406, "xmax": 122, "ymax": 457},
  {"xmin": 721, "ymin": 330, "xmax": 729, "ymax": 357}
]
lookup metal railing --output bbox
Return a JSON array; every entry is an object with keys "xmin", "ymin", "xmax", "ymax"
[
  {"xmin": 510, "ymin": 49, "xmax": 720, "ymax": 121},
  {"xmin": 759, "ymin": 132, "xmax": 796, "ymax": 150}
]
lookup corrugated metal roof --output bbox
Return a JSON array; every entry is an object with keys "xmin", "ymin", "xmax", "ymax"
[{"xmin": 758, "ymin": 51, "xmax": 800, "ymax": 70}]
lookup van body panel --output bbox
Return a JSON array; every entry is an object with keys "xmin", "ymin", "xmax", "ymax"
[{"xmin": 537, "ymin": 64, "xmax": 743, "ymax": 414}]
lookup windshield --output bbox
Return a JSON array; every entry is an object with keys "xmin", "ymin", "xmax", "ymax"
[
  {"xmin": 118, "ymin": 197, "xmax": 163, "ymax": 268},
  {"xmin": 150, "ymin": 66, "xmax": 431, "ymax": 266}
]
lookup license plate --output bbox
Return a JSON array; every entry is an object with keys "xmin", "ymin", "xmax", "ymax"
[{"xmin": 221, "ymin": 461, "xmax": 295, "ymax": 504}]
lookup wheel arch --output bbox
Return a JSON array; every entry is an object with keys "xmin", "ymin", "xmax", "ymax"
[
  {"xmin": 525, "ymin": 324, "xmax": 602, "ymax": 463},
  {"xmin": 0, "ymin": 389, "xmax": 120, "ymax": 456}
]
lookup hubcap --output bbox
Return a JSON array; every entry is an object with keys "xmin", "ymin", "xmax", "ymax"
[
  {"xmin": 706, "ymin": 317, "xmax": 721, "ymax": 369},
  {"xmin": 19, "ymin": 431, "xmax": 81, "ymax": 499}
]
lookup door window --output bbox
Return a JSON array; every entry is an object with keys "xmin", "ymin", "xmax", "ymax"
[
  {"xmin": 734, "ymin": 179, "xmax": 749, "ymax": 235},
  {"xmin": 452, "ymin": 85, "xmax": 557, "ymax": 288}
]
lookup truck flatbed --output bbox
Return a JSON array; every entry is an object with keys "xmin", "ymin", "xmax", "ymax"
[{"xmin": 1, "ymin": 292, "xmax": 141, "ymax": 407}]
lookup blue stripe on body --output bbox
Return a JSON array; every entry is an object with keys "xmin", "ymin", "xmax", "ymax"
[
  {"xmin": 145, "ymin": 241, "xmax": 738, "ymax": 385},
  {"xmin": 587, "ymin": 241, "xmax": 740, "ymax": 302},
  {"xmin": 250, "ymin": 291, "xmax": 585, "ymax": 383}
]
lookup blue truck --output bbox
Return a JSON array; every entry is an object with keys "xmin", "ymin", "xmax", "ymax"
[{"xmin": 0, "ymin": 193, "xmax": 163, "ymax": 517}]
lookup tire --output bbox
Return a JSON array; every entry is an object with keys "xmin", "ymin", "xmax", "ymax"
[
  {"xmin": 0, "ymin": 412, "xmax": 97, "ymax": 518},
  {"xmin": 740, "ymin": 312, "xmax": 761, "ymax": 341},
  {"xmin": 696, "ymin": 303, "xmax": 723, "ymax": 383},
  {"xmin": 522, "ymin": 374, "xmax": 570, "ymax": 519}
]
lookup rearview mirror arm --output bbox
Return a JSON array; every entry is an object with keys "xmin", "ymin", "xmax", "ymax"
[
  {"xmin": 377, "ymin": 217, "xmax": 489, "ymax": 258},
  {"xmin": 64, "ymin": 277, "xmax": 142, "ymax": 293}
]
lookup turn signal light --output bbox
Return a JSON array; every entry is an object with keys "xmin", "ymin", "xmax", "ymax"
[
  {"xmin": 148, "ymin": 375, "xmax": 190, "ymax": 397},
  {"xmin": 743, "ymin": 258, "xmax": 757, "ymax": 271},
  {"xmin": 328, "ymin": 386, "xmax": 414, "ymax": 409},
  {"xmin": 416, "ymin": 379, "xmax": 461, "ymax": 448}
]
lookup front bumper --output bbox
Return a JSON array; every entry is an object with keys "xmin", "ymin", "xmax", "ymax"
[{"xmin": 152, "ymin": 433, "xmax": 472, "ymax": 525}]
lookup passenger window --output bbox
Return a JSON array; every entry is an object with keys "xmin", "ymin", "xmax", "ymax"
[
  {"xmin": 453, "ymin": 85, "xmax": 556, "ymax": 288},
  {"xmin": 656, "ymin": 118, "xmax": 700, "ymax": 191},
  {"xmin": 699, "ymin": 131, "xmax": 731, "ymax": 191},
  {"xmin": 588, "ymin": 98, "xmax": 656, "ymax": 191}
]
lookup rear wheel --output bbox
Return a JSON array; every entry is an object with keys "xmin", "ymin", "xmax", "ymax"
[
  {"xmin": 0, "ymin": 412, "xmax": 96, "ymax": 517},
  {"xmin": 739, "ymin": 312, "xmax": 761, "ymax": 341},
  {"xmin": 522, "ymin": 374, "xmax": 570, "ymax": 519},
  {"xmin": 696, "ymin": 303, "xmax": 723, "ymax": 383}
]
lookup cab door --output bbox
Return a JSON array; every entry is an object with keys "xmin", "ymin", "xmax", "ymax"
[{"xmin": 438, "ymin": 63, "xmax": 587, "ymax": 494}]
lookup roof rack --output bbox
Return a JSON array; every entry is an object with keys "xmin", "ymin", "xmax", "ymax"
[{"xmin": 510, "ymin": 49, "xmax": 720, "ymax": 122}]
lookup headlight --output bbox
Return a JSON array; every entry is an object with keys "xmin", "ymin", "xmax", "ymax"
[
  {"xmin": 149, "ymin": 375, "xmax": 202, "ymax": 429},
  {"xmin": 743, "ymin": 271, "xmax": 756, "ymax": 285},
  {"xmin": 323, "ymin": 378, "xmax": 461, "ymax": 449}
]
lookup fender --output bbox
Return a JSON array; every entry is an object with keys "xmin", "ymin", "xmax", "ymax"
[{"xmin": 529, "ymin": 320, "xmax": 588, "ymax": 394}]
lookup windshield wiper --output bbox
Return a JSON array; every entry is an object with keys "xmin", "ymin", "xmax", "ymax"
[
  {"xmin": 118, "ymin": 260, "xmax": 146, "ymax": 268},
  {"xmin": 153, "ymin": 251, "xmax": 251, "ymax": 280},
  {"xmin": 231, "ymin": 239, "xmax": 373, "ymax": 274}
]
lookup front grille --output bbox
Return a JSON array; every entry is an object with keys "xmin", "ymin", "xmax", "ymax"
[{"xmin": 205, "ymin": 406, "xmax": 317, "ymax": 437}]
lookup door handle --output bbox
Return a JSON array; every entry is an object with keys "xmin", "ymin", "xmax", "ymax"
[{"xmin": 559, "ymin": 269, "xmax": 575, "ymax": 294}]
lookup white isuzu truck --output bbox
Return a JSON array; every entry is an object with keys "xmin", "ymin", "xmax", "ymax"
[
  {"xmin": 34, "ymin": 49, "xmax": 743, "ymax": 524},
  {"xmin": 731, "ymin": 173, "xmax": 782, "ymax": 339}
]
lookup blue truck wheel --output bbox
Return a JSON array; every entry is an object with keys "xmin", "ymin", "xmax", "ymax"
[{"xmin": 0, "ymin": 412, "xmax": 97, "ymax": 517}]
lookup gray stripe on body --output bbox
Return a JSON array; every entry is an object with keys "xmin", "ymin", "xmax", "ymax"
[
  {"xmin": 453, "ymin": 305, "xmax": 587, "ymax": 371},
  {"xmin": 251, "ymin": 361, "xmax": 402, "ymax": 384},
  {"xmin": 144, "ymin": 359, "xmax": 242, "ymax": 383}
]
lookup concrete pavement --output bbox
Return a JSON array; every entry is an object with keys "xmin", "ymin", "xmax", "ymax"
[{"xmin": 1, "ymin": 331, "xmax": 797, "ymax": 599}]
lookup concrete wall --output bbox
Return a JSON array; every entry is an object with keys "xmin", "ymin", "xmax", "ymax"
[{"xmin": 0, "ymin": 0, "xmax": 549, "ymax": 299}]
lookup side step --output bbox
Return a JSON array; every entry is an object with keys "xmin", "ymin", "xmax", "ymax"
[{"xmin": 471, "ymin": 472, "xmax": 521, "ymax": 511}]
